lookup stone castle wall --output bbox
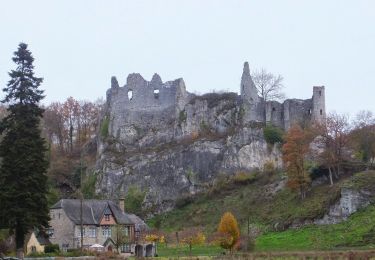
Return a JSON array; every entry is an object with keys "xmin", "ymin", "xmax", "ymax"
[
  {"xmin": 105, "ymin": 62, "xmax": 326, "ymax": 142},
  {"xmin": 97, "ymin": 62, "xmax": 327, "ymax": 213}
]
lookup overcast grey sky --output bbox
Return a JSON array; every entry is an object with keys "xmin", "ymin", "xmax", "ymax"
[{"xmin": 0, "ymin": 0, "xmax": 374, "ymax": 115}]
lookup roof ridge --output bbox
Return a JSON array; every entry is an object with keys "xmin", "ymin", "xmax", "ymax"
[{"xmin": 90, "ymin": 205, "xmax": 96, "ymax": 223}]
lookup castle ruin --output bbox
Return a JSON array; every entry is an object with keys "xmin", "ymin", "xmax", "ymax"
[
  {"xmin": 98, "ymin": 62, "xmax": 327, "ymax": 210},
  {"xmin": 105, "ymin": 61, "xmax": 326, "ymax": 145}
]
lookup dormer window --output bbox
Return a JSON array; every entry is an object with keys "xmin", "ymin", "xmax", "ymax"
[{"xmin": 103, "ymin": 206, "xmax": 112, "ymax": 222}]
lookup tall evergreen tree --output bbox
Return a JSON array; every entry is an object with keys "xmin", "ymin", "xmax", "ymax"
[{"xmin": 0, "ymin": 43, "xmax": 49, "ymax": 258}]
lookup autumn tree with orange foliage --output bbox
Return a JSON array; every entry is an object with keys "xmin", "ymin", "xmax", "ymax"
[
  {"xmin": 282, "ymin": 124, "xmax": 311, "ymax": 199},
  {"xmin": 217, "ymin": 212, "xmax": 240, "ymax": 253}
]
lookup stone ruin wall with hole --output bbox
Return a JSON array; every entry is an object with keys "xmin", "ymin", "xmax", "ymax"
[
  {"xmin": 97, "ymin": 62, "xmax": 327, "ymax": 212},
  {"xmin": 104, "ymin": 62, "xmax": 326, "ymax": 145}
]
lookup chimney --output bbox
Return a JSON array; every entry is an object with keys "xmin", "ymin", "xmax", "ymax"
[{"xmin": 119, "ymin": 198, "xmax": 125, "ymax": 213}]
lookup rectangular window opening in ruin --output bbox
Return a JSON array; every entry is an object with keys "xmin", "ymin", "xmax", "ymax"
[
  {"xmin": 154, "ymin": 89, "xmax": 159, "ymax": 99},
  {"xmin": 308, "ymin": 109, "xmax": 312, "ymax": 115},
  {"xmin": 128, "ymin": 90, "xmax": 133, "ymax": 100},
  {"xmin": 319, "ymin": 91, "xmax": 321, "ymax": 96},
  {"xmin": 272, "ymin": 107, "xmax": 276, "ymax": 112},
  {"xmin": 320, "ymin": 109, "xmax": 323, "ymax": 115}
]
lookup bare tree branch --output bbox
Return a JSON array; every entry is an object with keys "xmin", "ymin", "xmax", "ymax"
[{"xmin": 251, "ymin": 68, "xmax": 285, "ymax": 102}]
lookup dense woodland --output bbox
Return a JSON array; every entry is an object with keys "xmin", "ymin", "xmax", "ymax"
[{"xmin": 0, "ymin": 97, "xmax": 103, "ymax": 203}]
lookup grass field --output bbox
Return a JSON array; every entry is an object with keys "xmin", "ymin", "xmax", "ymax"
[
  {"xmin": 148, "ymin": 171, "xmax": 375, "ymax": 254},
  {"xmin": 256, "ymin": 204, "xmax": 375, "ymax": 251},
  {"xmin": 156, "ymin": 243, "xmax": 223, "ymax": 257},
  {"xmin": 255, "ymin": 171, "xmax": 375, "ymax": 251}
]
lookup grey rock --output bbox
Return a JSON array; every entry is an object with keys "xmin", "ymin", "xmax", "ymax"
[
  {"xmin": 314, "ymin": 188, "xmax": 372, "ymax": 225},
  {"xmin": 96, "ymin": 62, "xmax": 327, "ymax": 214}
]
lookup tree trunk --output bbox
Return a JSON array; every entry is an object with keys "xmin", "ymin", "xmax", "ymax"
[
  {"xmin": 333, "ymin": 166, "xmax": 339, "ymax": 179},
  {"xmin": 328, "ymin": 167, "xmax": 334, "ymax": 186},
  {"xmin": 15, "ymin": 226, "xmax": 25, "ymax": 259}
]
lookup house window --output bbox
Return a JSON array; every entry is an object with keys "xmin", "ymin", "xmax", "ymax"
[
  {"xmin": 76, "ymin": 227, "xmax": 86, "ymax": 238},
  {"xmin": 102, "ymin": 226, "xmax": 111, "ymax": 238},
  {"xmin": 88, "ymin": 227, "xmax": 96, "ymax": 238},
  {"xmin": 58, "ymin": 213, "xmax": 61, "ymax": 219},
  {"xmin": 31, "ymin": 246, "xmax": 37, "ymax": 253},
  {"xmin": 105, "ymin": 214, "xmax": 110, "ymax": 221},
  {"xmin": 124, "ymin": 226, "xmax": 129, "ymax": 237},
  {"xmin": 62, "ymin": 244, "xmax": 69, "ymax": 253},
  {"xmin": 121, "ymin": 243, "xmax": 131, "ymax": 253},
  {"xmin": 51, "ymin": 213, "xmax": 55, "ymax": 220}
]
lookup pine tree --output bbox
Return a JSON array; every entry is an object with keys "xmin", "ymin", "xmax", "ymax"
[{"xmin": 0, "ymin": 43, "xmax": 49, "ymax": 258}]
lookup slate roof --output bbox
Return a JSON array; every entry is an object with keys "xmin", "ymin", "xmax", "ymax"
[
  {"xmin": 51, "ymin": 199, "xmax": 134, "ymax": 225},
  {"xmin": 126, "ymin": 213, "xmax": 149, "ymax": 232},
  {"xmin": 36, "ymin": 234, "xmax": 51, "ymax": 245}
]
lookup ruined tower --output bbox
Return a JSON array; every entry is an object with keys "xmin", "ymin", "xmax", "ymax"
[
  {"xmin": 240, "ymin": 62, "xmax": 261, "ymax": 121},
  {"xmin": 312, "ymin": 86, "xmax": 326, "ymax": 123}
]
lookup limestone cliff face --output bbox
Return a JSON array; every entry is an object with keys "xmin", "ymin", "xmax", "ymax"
[
  {"xmin": 96, "ymin": 63, "xmax": 325, "ymax": 214},
  {"xmin": 97, "ymin": 86, "xmax": 281, "ymax": 214},
  {"xmin": 314, "ymin": 188, "xmax": 372, "ymax": 225}
]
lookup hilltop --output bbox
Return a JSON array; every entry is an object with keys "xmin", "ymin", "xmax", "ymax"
[{"xmin": 95, "ymin": 62, "xmax": 326, "ymax": 214}]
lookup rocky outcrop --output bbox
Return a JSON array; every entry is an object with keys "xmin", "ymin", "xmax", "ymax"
[
  {"xmin": 314, "ymin": 188, "xmax": 373, "ymax": 225},
  {"xmin": 96, "ymin": 63, "xmax": 327, "ymax": 214},
  {"xmin": 96, "ymin": 125, "xmax": 282, "ymax": 215}
]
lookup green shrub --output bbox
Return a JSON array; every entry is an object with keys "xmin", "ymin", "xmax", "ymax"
[
  {"xmin": 263, "ymin": 124, "xmax": 284, "ymax": 144},
  {"xmin": 263, "ymin": 161, "xmax": 276, "ymax": 176},
  {"xmin": 100, "ymin": 116, "xmax": 110, "ymax": 138},
  {"xmin": 208, "ymin": 173, "xmax": 230, "ymax": 195},
  {"xmin": 179, "ymin": 110, "xmax": 187, "ymax": 125},
  {"xmin": 175, "ymin": 194, "xmax": 196, "ymax": 209},
  {"xmin": 189, "ymin": 92, "xmax": 238, "ymax": 108},
  {"xmin": 125, "ymin": 186, "xmax": 146, "ymax": 216},
  {"xmin": 232, "ymin": 171, "xmax": 256, "ymax": 185},
  {"xmin": 200, "ymin": 120, "xmax": 210, "ymax": 132},
  {"xmin": 81, "ymin": 171, "xmax": 98, "ymax": 199},
  {"xmin": 45, "ymin": 243, "xmax": 60, "ymax": 253}
]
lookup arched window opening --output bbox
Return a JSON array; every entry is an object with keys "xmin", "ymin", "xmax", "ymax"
[
  {"xmin": 128, "ymin": 90, "xmax": 133, "ymax": 100},
  {"xmin": 154, "ymin": 89, "xmax": 159, "ymax": 99},
  {"xmin": 308, "ymin": 109, "xmax": 312, "ymax": 115}
]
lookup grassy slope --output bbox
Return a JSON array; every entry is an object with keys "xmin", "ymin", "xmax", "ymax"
[
  {"xmin": 256, "ymin": 171, "xmax": 375, "ymax": 251},
  {"xmin": 149, "ymin": 172, "xmax": 342, "ymax": 234},
  {"xmin": 256, "ymin": 204, "xmax": 375, "ymax": 251},
  {"xmin": 149, "ymin": 171, "xmax": 375, "ymax": 251}
]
